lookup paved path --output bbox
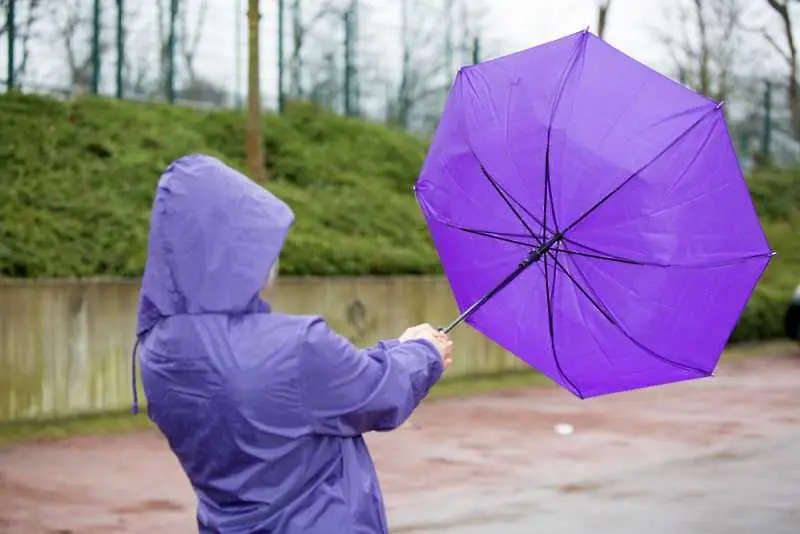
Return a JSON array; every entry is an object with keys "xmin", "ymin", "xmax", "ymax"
[
  {"xmin": 1, "ymin": 349, "xmax": 798, "ymax": 533},
  {"xmin": 389, "ymin": 431, "xmax": 800, "ymax": 534}
]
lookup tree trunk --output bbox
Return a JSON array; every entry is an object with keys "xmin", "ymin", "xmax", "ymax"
[{"xmin": 246, "ymin": 0, "xmax": 266, "ymax": 181}]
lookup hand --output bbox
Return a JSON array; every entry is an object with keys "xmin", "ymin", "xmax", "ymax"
[{"xmin": 399, "ymin": 324, "xmax": 453, "ymax": 370}]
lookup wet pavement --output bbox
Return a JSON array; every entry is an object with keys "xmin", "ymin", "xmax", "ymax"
[
  {"xmin": 389, "ymin": 431, "xmax": 800, "ymax": 533},
  {"xmin": 1, "ymin": 348, "xmax": 798, "ymax": 533}
]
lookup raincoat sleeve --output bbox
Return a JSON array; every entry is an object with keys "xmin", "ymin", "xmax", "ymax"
[{"xmin": 298, "ymin": 317, "xmax": 444, "ymax": 436}]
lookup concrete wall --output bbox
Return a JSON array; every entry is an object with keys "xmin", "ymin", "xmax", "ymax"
[{"xmin": 0, "ymin": 277, "xmax": 523, "ymax": 422}]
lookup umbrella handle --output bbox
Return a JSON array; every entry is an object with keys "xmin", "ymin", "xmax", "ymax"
[
  {"xmin": 439, "ymin": 260, "xmax": 528, "ymax": 334},
  {"xmin": 439, "ymin": 233, "xmax": 564, "ymax": 334}
]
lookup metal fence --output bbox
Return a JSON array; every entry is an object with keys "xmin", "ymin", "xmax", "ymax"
[
  {"xmin": 737, "ymin": 79, "xmax": 800, "ymax": 168},
  {"xmin": 0, "ymin": 0, "xmax": 490, "ymax": 133}
]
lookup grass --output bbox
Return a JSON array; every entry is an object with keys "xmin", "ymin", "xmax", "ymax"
[
  {"xmin": 0, "ymin": 408, "xmax": 153, "ymax": 445},
  {"xmin": 0, "ymin": 370, "xmax": 550, "ymax": 445},
  {"xmin": 2, "ymin": 342, "xmax": 793, "ymax": 446}
]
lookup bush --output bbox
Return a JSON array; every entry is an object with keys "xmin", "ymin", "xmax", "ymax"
[
  {"xmin": 0, "ymin": 93, "xmax": 796, "ymax": 343},
  {"xmin": 0, "ymin": 93, "xmax": 438, "ymax": 277},
  {"xmin": 731, "ymin": 217, "xmax": 798, "ymax": 343}
]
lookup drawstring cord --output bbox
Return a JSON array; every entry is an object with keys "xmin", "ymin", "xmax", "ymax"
[{"xmin": 131, "ymin": 337, "xmax": 141, "ymax": 414}]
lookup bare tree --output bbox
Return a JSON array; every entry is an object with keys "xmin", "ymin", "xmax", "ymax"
[
  {"xmin": 153, "ymin": 0, "xmax": 179, "ymax": 96},
  {"xmin": 597, "ymin": 0, "xmax": 612, "ymax": 39},
  {"xmin": 174, "ymin": 0, "xmax": 226, "ymax": 104},
  {"xmin": 114, "ymin": 0, "xmax": 185, "ymax": 101},
  {"xmin": 178, "ymin": 0, "xmax": 207, "ymax": 83},
  {"xmin": 658, "ymin": 0, "xmax": 749, "ymax": 102},
  {"xmin": 16, "ymin": 1, "xmax": 43, "ymax": 79},
  {"xmin": 390, "ymin": 0, "xmax": 464, "ymax": 131},
  {"xmin": 288, "ymin": 0, "xmax": 346, "ymax": 98},
  {"xmin": 2, "ymin": 0, "xmax": 45, "ymax": 83},
  {"xmin": 47, "ymin": 0, "xmax": 109, "ymax": 92},
  {"xmin": 297, "ymin": 0, "xmax": 486, "ymax": 127},
  {"xmin": 764, "ymin": 0, "xmax": 800, "ymax": 137},
  {"xmin": 1, "ymin": 0, "xmax": 8, "ymax": 37},
  {"xmin": 458, "ymin": 0, "xmax": 488, "ymax": 65},
  {"xmin": 307, "ymin": 51, "xmax": 339, "ymax": 109}
]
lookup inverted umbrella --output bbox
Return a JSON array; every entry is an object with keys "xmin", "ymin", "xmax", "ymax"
[{"xmin": 415, "ymin": 29, "xmax": 774, "ymax": 398}]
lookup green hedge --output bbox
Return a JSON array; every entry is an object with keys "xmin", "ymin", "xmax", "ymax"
[
  {"xmin": 730, "ymin": 167, "xmax": 800, "ymax": 342},
  {"xmin": 0, "ymin": 92, "xmax": 796, "ymax": 343},
  {"xmin": 0, "ymin": 92, "xmax": 440, "ymax": 277}
]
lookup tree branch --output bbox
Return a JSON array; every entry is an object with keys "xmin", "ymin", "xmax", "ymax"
[
  {"xmin": 181, "ymin": 0, "xmax": 209, "ymax": 81},
  {"xmin": 765, "ymin": 0, "xmax": 800, "ymax": 138},
  {"xmin": 14, "ymin": 0, "xmax": 44, "ymax": 79},
  {"xmin": 764, "ymin": 28, "xmax": 793, "ymax": 64}
]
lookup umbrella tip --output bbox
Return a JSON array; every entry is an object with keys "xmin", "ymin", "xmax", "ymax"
[
  {"xmin": 715, "ymin": 100, "xmax": 726, "ymax": 110},
  {"xmin": 582, "ymin": 25, "xmax": 590, "ymax": 34}
]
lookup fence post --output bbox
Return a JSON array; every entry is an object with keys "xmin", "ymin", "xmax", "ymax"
[
  {"xmin": 760, "ymin": 80, "xmax": 772, "ymax": 159},
  {"xmin": 343, "ymin": 10, "xmax": 353, "ymax": 116},
  {"xmin": 6, "ymin": 0, "xmax": 14, "ymax": 90},
  {"xmin": 91, "ymin": 0, "xmax": 101, "ymax": 94},
  {"xmin": 291, "ymin": 0, "xmax": 302, "ymax": 98},
  {"xmin": 116, "ymin": 0, "xmax": 124, "ymax": 99},
  {"xmin": 166, "ymin": 0, "xmax": 178, "ymax": 103},
  {"xmin": 278, "ymin": 0, "xmax": 285, "ymax": 112},
  {"xmin": 739, "ymin": 126, "xmax": 748, "ymax": 153},
  {"xmin": 472, "ymin": 36, "xmax": 480, "ymax": 65}
]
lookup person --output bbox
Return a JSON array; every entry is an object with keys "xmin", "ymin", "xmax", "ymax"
[{"xmin": 133, "ymin": 153, "xmax": 452, "ymax": 533}]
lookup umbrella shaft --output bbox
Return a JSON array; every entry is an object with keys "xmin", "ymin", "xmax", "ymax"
[{"xmin": 440, "ymin": 233, "xmax": 563, "ymax": 334}]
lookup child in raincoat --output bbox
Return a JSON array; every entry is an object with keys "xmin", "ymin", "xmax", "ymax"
[{"xmin": 134, "ymin": 154, "xmax": 452, "ymax": 533}]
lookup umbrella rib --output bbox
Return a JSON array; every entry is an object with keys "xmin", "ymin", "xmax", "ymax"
[
  {"xmin": 553, "ymin": 247, "xmax": 775, "ymax": 269},
  {"xmin": 560, "ymin": 106, "xmax": 721, "ymax": 237},
  {"xmin": 474, "ymin": 159, "xmax": 542, "ymax": 239},
  {"xmin": 542, "ymin": 30, "xmax": 589, "ymax": 236},
  {"xmin": 490, "ymin": 177, "xmax": 554, "ymax": 236},
  {"xmin": 536, "ymin": 34, "xmax": 592, "ymax": 397},
  {"xmin": 558, "ymin": 237, "xmax": 642, "ymax": 259},
  {"xmin": 543, "ymin": 141, "xmax": 560, "ymax": 234},
  {"xmin": 449, "ymin": 225, "xmax": 542, "ymax": 247},
  {"xmin": 548, "ymin": 251, "xmax": 711, "ymax": 376},
  {"xmin": 553, "ymin": 247, "xmax": 647, "ymax": 266},
  {"xmin": 488, "ymin": 179, "xmax": 622, "ymax": 260},
  {"xmin": 543, "ymin": 247, "xmax": 584, "ymax": 398}
]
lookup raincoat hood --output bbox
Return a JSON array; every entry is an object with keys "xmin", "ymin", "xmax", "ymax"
[{"xmin": 136, "ymin": 154, "xmax": 294, "ymax": 336}]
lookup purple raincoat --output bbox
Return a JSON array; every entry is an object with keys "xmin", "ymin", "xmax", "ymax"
[{"xmin": 135, "ymin": 154, "xmax": 444, "ymax": 533}]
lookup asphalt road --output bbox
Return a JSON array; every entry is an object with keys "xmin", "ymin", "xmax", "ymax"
[
  {"xmin": 388, "ymin": 431, "xmax": 800, "ymax": 534},
  {"xmin": 1, "ymin": 349, "xmax": 798, "ymax": 533}
]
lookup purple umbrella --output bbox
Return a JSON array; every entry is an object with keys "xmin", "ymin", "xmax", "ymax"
[{"xmin": 414, "ymin": 29, "xmax": 774, "ymax": 398}]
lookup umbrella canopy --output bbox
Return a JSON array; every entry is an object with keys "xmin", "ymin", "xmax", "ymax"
[{"xmin": 415, "ymin": 29, "xmax": 774, "ymax": 398}]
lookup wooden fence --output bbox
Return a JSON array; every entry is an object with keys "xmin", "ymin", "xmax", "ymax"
[{"xmin": 0, "ymin": 277, "xmax": 524, "ymax": 422}]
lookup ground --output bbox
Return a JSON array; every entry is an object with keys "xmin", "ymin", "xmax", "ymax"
[{"xmin": 1, "ymin": 347, "xmax": 798, "ymax": 533}]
